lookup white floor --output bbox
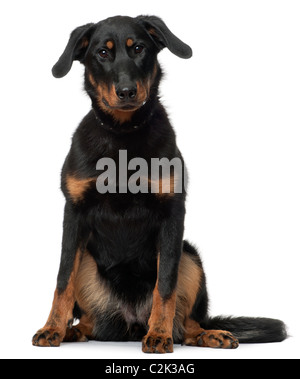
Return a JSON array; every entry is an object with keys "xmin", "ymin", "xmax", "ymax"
[{"xmin": 3, "ymin": 328, "xmax": 299, "ymax": 360}]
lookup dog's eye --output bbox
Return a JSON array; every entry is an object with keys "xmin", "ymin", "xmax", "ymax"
[
  {"xmin": 134, "ymin": 45, "xmax": 144, "ymax": 54},
  {"xmin": 99, "ymin": 49, "xmax": 109, "ymax": 58}
]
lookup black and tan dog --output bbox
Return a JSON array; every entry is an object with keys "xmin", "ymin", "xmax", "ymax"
[{"xmin": 32, "ymin": 15, "xmax": 287, "ymax": 352}]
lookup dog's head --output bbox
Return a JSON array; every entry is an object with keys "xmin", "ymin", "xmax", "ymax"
[{"xmin": 52, "ymin": 16, "xmax": 192, "ymax": 119}]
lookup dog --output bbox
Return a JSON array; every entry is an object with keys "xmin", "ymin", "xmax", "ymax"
[{"xmin": 32, "ymin": 15, "xmax": 287, "ymax": 353}]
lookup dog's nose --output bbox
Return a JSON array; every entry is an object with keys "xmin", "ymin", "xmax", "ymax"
[{"xmin": 116, "ymin": 86, "xmax": 137, "ymax": 101}]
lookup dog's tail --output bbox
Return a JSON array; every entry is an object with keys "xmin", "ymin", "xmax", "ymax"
[{"xmin": 200, "ymin": 315, "xmax": 287, "ymax": 343}]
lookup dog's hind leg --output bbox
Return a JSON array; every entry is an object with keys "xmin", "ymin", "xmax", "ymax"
[
  {"xmin": 174, "ymin": 241, "xmax": 237, "ymax": 349},
  {"xmin": 64, "ymin": 314, "xmax": 94, "ymax": 342},
  {"xmin": 183, "ymin": 318, "xmax": 239, "ymax": 348}
]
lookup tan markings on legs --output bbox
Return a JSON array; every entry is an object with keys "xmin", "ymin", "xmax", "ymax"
[
  {"xmin": 142, "ymin": 253, "xmax": 176, "ymax": 354},
  {"xmin": 63, "ymin": 314, "xmax": 94, "ymax": 342},
  {"xmin": 174, "ymin": 252, "xmax": 202, "ymax": 328},
  {"xmin": 32, "ymin": 250, "xmax": 82, "ymax": 346},
  {"xmin": 183, "ymin": 318, "xmax": 239, "ymax": 349}
]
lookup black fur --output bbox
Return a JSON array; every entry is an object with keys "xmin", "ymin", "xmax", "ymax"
[
  {"xmin": 201, "ymin": 316, "xmax": 287, "ymax": 343},
  {"xmin": 34, "ymin": 15, "xmax": 287, "ymax": 349},
  {"xmin": 56, "ymin": 16, "xmax": 188, "ymax": 307}
]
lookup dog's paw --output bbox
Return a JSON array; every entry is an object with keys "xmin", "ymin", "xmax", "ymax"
[
  {"xmin": 63, "ymin": 326, "xmax": 89, "ymax": 342},
  {"xmin": 196, "ymin": 330, "xmax": 239, "ymax": 349},
  {"xmin": 142, "ymin": 332, "xmax": 173, "ymax": 353},
  {"xmin": 32, "ymin": 328, "xmax": 63, "ymax": 347}
]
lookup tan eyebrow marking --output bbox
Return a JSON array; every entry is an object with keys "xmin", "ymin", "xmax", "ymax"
[
  {"xmin": 106, "ymin": 40, "xmax": 114, "ymax": 49},
  {"xmin": 126, "ymin": 38, "xmax": 134, "ymax": 47}
]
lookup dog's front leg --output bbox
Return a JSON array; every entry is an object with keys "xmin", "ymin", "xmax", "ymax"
[
  {"xmin": 142, "ymin": 210, "xmax": 184, "ymax": 353},
  {"xmin": 32, "ymin": 202, "xmax": 84, "ymax": 347}
]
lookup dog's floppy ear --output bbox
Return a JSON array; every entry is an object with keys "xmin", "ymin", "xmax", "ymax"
[
  {"xmin": 136, "ymin": 16, "xmax": 192, "ymax": 59},
  {"xmin": 52, "ymin": 23, "xmax": 95, "ymax": 78}
]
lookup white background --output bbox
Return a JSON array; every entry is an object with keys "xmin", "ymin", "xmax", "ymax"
[{"xmin": 0, "ymin": 0, "xmax": 299, "ymax": 359}]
